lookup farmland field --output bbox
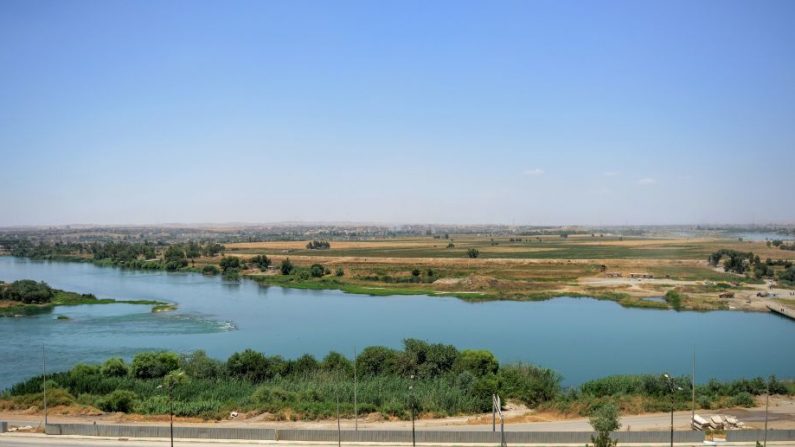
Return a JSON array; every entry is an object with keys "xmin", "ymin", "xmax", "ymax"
[{"xmin": 218, "ymin": 235, "xmax": 795, "ymax": 312}]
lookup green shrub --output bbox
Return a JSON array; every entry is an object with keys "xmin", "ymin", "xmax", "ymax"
[
  {"xmin": 356, "ymin": 346, "xmax": 400, "ymax": 376},
  {"xmin": 664, "ymin": 290, "xmax": 683, "ymax": 311},
  {"xmin": 321, "ymin": 352, "xmax": 353, "ymax": 375},
  {"xmin": 227, "ymin": 349, "xmax": 270, "ymax": 382},
  {"xmin": 252, "ymin": 385, "xmax": 297, "ymax": 412},
  {"xmin": 498, "ymin": 363, "xmax": 560, "ymax": 407},
  {"xmin": 455, "ymin": 350, "xmax": 498, "ymax": 377},
  {"xmin": 180, "ymin": 350, "xmax": 224, "ymax": 380},
  {"xmin": 310, "ymin": 264, "xmax": 325, "ymax": 278},
  {"xmin": 291, "ymin": 354, "xmax": 320, "ymax": 376},
  {"xmin": 201, "ymin": 265, "xmax": 220, "ymax": 275},
  {"xmin": 1, "ymin": 280, "xmax": 54, "ymax": 303},
  {"xmin": 219, "ymin": 256, "xmax": 242, "ymax": 272},
  {"xmin": 732, "ymin": 392, "xmax": 755, "ymax": 407},
  {"xmin": 70, "ymin": 363, "xmax": 101, "ymax": 381},
  {"xmin": 250, "ymin": 255, "xmax": 271, "ymax": 271},
  {"xmin": 98, "ymin": 390, "xmax": 137, "ymax": 413},
  {"xmin": 101, "ymin": 358, "xmax": 129, "ymax": 378},
  {"xmin": 280, "ymin": 259, "xmax": 294, "ymax": 275},
  {"xmin": 131, "ymin": 352, "xmax": 179, "ymax": 379}
]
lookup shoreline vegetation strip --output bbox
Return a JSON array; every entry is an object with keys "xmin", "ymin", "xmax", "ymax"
[{"xmin": 1, "ymin": 342, "xmax": 792, "ymax": 421}]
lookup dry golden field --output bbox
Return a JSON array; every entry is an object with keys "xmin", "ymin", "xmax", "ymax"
[{"xmin": 206, "ymin": 235, "xmax": 795, "ymax": 312}]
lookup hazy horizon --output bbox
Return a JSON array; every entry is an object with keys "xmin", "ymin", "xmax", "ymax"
[
  {"xmin": 2, "ymin": 0, "xmax": 794, "ymax": 226},
  {"xmin": 2, "ymin": 220, "xmax": 794, "ymax": 230}
]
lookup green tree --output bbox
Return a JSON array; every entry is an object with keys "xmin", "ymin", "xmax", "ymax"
[
  {"xmin": 310, "ymin": 264, "xmax": 325, "ymax": 278},
  {"xmin": 498, "ymin": 363, "xmax": 561, "ymax": 407},
  {"xmin": 280, "ymin": 258, "xmax": 294, "ymax": 275},
  {"xmin": 163, "ymin": 245, "xmax": 188, "ymax": 270},
  {"xmin": 98, "ymin": 390, "xmax": 137, "ymax": 413},
  {"xmin": 455, "ymin": 350, "xmax": 499, "ymax": 377},
  {"xmin": 664, "ymin": 290, "xmax": 683, "ymax": 311},
  {"xmin": 291, "ymin": 354, "xmax": 320, "ymax": 376},
  {"xmin": 185, "ymin": 241, "xmax": 202, "ymax": 259},
  {"xmin": 180, "ymin": 350, "xmax": 224, "ymax": 380},
  {"xmin": 356, "ymin": 346, "xmax": 400, "ymax": 376},
  {"xmin": 227, "ymin": 349, "xmax": 270, "ymax": 382},
  {"xmin": 588, "ymin": 402, "xmax": 621, "ymax": 447},
  {"xmin": 100, "ymin": 358, "xmax": 129, "ymax": 378},
  {"xmin": 250, "ymin": 255, "xmax": 271, "ymax": 271},
  {"xmin": 466, "ymin": 248, "xmax": 479, "ymax": 258},
  {"xmin": 321, "ymin": 351, "xmax": 353, "ymax": 375},
  {"xmin": 1, "ymin": 280, "xmax": 54, "ymax": 303},
  {"xmin": 131, "ymin": 352, "xmax": 180, "ymax": 379},
  {"xmin": 219, "ymin": 256, "xmax": 242, "ymax": 272}
]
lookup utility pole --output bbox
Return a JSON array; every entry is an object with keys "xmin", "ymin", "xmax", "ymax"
[
  {"xmin": 353, "ymin": 345, "xmax": 358, "ymax": 432},
  {"xmin": 664, "ymin": 374, "xmax": 682, "ymax": 447},
  {"xmin": 42, "ymin": 346, "xmax": 47, "ymax": 431},
  {"xmin": 336, "ymin": 389, "xmax": 341, "ymax": 447},
  {"xmin": 409, "ymin": 375, "xmax": 415, "ymax": 447},
  {"xmin": 763, "ymin": 388, "xmax": 769, "ymax": 447},
  {"xmin": 691, "ymin": 350, "xmax": 696, "ymax": 428},
  {"xmin": 169, "ymin": 385, "xmax": 174, "ymax": 447}
]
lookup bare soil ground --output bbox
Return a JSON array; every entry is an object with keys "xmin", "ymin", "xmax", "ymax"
[{"xmin": 2, "ymin": 396, "xmax": 793, "ymax": 431}]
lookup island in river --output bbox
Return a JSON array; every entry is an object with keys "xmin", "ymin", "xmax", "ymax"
[{"xmin": 0, "ymin": 279, "xmax": 174, "ymax": 317}]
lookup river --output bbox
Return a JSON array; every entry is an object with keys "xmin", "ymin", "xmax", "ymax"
[{"xmin": 1, "ymin": 257, "xmax": 793, "ymax": 389}]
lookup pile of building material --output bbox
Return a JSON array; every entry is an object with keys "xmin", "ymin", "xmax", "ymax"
[{"xmin": 692, "ymin": 414, "xmax": 745, "ymax": 431}]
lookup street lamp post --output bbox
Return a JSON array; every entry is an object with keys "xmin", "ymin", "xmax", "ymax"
[
  {"xmin": 409, "ymin": 374, "xmax": 416, "ymax": 447},
  {"xmin": 763, "ymin": 386, "xmax": 769, "ymax": 447},
  {"xmin": 663, "ymin": 374, "xmax": 683, "ymax": 447},
  {"xmin": 42, "ymin": 346, "xmax": 47, "ymax": 432},
  {"xmin": 157, "ymin": 383, "xmax": 175, "ymax": 447}
]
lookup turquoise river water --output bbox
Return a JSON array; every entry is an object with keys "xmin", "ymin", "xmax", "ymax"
[{"xmin": 0, "ymin": 257, "xmax": 793, "ymax": 389}]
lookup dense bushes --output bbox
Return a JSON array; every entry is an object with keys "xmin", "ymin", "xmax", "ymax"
[
  {"xmin": 11, "ymin": 240, "xmax": 225, "ymax": 271},
  {"xmin": 5, "ymin": 343, "xmax": 789, "ymax": 421},
  {"xmin": 101, "ymin": 358, "xmax": 129, "ymax": 377},
  {"xmin": 0, "ymin": 280, "xmax": 55, "ymax": 303},
  {"xmin": 227, "ymin": 349, "xmax": 274, "ymax": 382},
  {"xmin": 98, "ymin": 390, "xmax": 137, "ymax": 412},
  {"xmin": 201, "ymin": 265, "xmax": 220, "ymax": 275},
  {"xmin": 2, "ymin": 341, "xmax": 561, "ymax": 419},
  {"xmin": 543, "ymin": 374, "xmax": 791, "ymax": 416},
  {"xmin": 664, "ymin": 290, "xmax": 683, "ymax": 311},
  {"xmin": 131, "ymin": 352, "xmax": 180, "ymax": 379},
  {"xmin": 250, "ymin": 255, "xmax": 271, "ymax": 271}
]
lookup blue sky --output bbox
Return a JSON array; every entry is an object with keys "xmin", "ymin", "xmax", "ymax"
[{"xmin": 1, "ymin": 0, "xmax": 793, "ymax": 226}]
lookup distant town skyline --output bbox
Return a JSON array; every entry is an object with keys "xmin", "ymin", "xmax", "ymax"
[{"xmin": 2, "ymin": 0, "xmax": 794, "ymax": 226}]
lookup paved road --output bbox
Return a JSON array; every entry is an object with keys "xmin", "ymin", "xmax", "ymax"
[
  {"xmin": 0, "ymin": 434, "xmax": 712, "ymax": 447},
  {"xmin": 3, "ymin": 408, "xmax": 789, "ymax": 432}
]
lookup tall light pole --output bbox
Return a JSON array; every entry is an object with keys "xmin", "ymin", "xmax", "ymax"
[
  {"xmin": 336, "ymin": 388, "xmax": 341, "ymax": 447},
  {"xmin": 409, "ymin": 374, "xmax": 415, "ymax": 447},
  {"xmin": 763, "ymin": 385, "xmax": 769, "ymax": 447},
  {"xmin": 42, "ymin": 346, "xmax": 47, "ymax": 431},
  {"xmin": 691, "ymin": 351, "xmax": 696, "ymax": 429},
  {"xmin": 664, "ymin": 374, "xmax": 683, "ymax": 447},
  {"xmin": 353, "ymin": 346, "xmax": 358, "ymax": 432},
  {"xmin": 157, "ymin": 381, "xmax": 176, "ymax": 447}
]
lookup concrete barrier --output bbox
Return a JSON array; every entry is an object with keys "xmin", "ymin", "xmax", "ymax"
[
  {"xmin": 43, "ymin": 423, "xmax": 707, "ymax": 444},
  {"xmin": 45, "ymin": 423, "xmax": 276, "ymax": 440},
  {"xmin": 726, "ymin": 429, "xmax": 795, "ymax": 442},
  {"xmin": 0, "ymin": 421, "xmax": 8, "ymax": 433}
]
